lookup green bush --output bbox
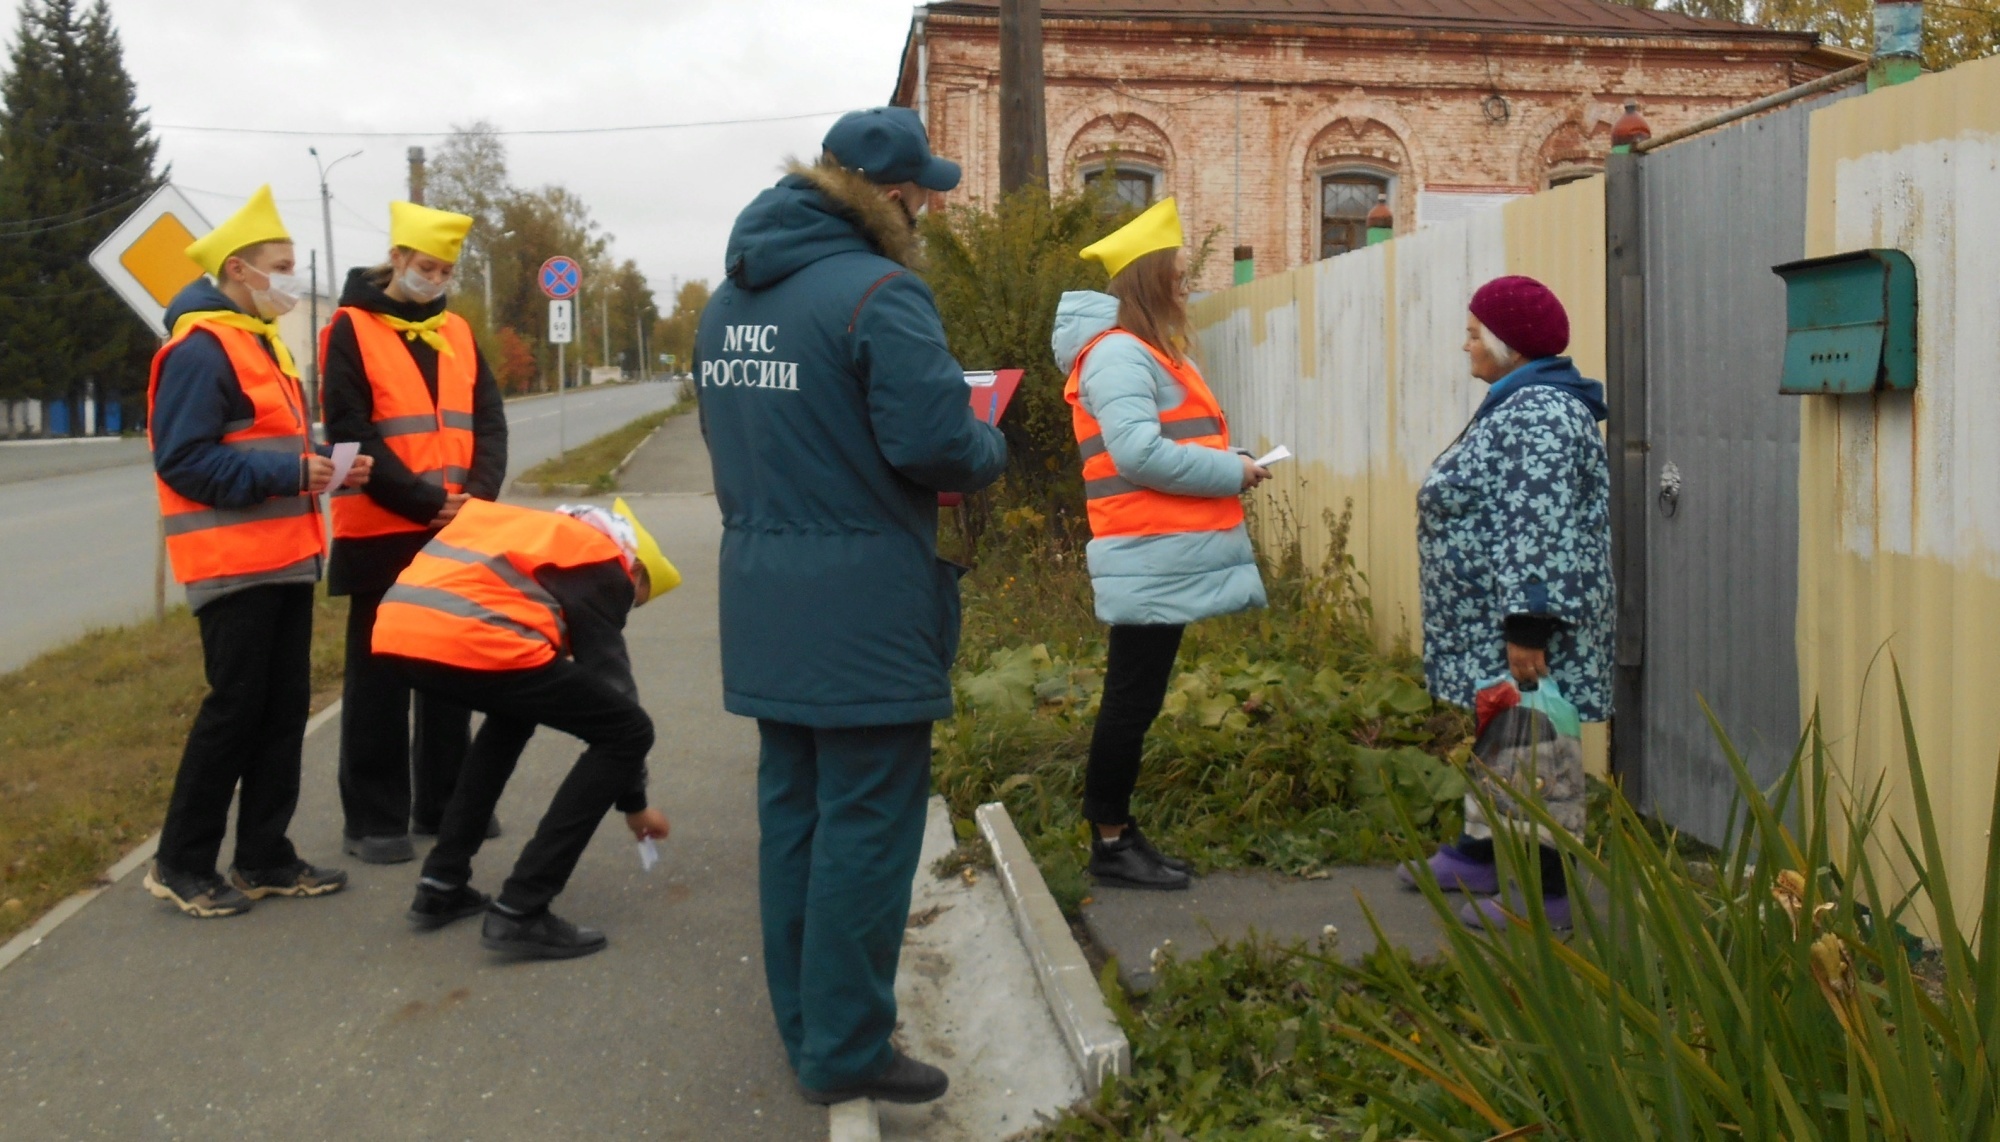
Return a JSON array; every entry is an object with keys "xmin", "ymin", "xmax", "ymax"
[
  {"xmin": 933, "ymin": 504, "xmax": 1472, "ymax": 913},
  {"xmin": 919, "ymin": 185, "xmax": 1129, "ymax": 520},
  {"xmin": 1343, "ymin": 669, "xmax": 2000, "ymax": 1140}
]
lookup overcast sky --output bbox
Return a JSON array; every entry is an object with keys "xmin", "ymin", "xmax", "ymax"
[{"xmin": 96, "ymin": 0, "xmax": 919, "ymax": 300}]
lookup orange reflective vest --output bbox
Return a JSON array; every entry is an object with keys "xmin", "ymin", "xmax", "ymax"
[
  {"xmin": 372, "ymin": 499, "xmax": 625, "ymax": 672},
  {"xmin": 147, "ymin": 320, "xmax": 325, "ymax": 594},
  {"xmin": 323, "ymin": 308, "xmax": 477, "ymax": 539},
  {"xmin": 1063, "ymin": 330, "xmax": 1246, "ymax": 539}
]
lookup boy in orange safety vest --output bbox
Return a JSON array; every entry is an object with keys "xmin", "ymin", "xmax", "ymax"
[
  {"xmin": 370, "ymin": 497, "xmax": 678, "ymax": 959},
  {"xmin": 143, "ymin": 186, "xmax": 373, "ymax": 919}
]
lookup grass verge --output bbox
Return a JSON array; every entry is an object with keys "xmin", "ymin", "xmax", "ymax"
[
  {"xmin": 512, "ymin": 396, "xmax": 692, "ymax": 494},
  {"xmin": 0, "ymin": 592, "xmax": 346, "ymax": 942}
]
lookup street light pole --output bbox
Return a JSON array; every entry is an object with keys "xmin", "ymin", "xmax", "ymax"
[{"xmin": 309, "ymin": 146, "xmax": 362, "ymax": 294}]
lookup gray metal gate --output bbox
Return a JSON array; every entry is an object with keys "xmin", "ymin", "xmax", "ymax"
[{"xmin": 1607, "ymin": 95, "xmax": 1852, "ymax": 844}]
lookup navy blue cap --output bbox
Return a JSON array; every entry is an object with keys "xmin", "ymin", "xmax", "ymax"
[{"xmin": 822, "ymin": 107, "xmax": 961, "ymax": 192}]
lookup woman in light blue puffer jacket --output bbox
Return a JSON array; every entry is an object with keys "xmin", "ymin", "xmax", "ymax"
[{"xmin": 1052, "ymin": 199, "xmax": 1267, "ymax": 890}]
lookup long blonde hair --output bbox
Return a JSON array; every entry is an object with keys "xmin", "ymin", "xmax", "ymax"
[{"xmin": 1107, "ymin": 247, "xmax": 1189, "ymax": 365}]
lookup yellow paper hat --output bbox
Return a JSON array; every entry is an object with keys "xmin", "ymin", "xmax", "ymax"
[
  {"xmin": 1080, "ymin": 196, "xmax": 1184, "ymax": 280},
  {"xmin": 613, "ymin": 497, "xmax": 681, "ymax": 602},
  {"xmin": 185, "ymin": 185, "xmax": 291, "ymax": 277},
  {"xmin": 389, "ymin": 201, "xmax": 474, "ymax": 263}
]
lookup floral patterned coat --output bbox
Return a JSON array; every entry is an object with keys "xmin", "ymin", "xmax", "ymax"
[{"xmin": 1416, "ymin": 363, "xmax": 1615, "ymax": 722}]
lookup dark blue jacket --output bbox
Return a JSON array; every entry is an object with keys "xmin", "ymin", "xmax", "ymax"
[
  {"xmin": 150, "ymin": 279, "xmax": 307, "ymax": 510},
  {"xmin": 697, "ymin": 161, "xmax": 1007, "ymax": 727}
]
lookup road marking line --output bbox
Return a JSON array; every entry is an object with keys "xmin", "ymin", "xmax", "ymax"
[{"xmin": 0, "ymin": 697, "xmax": 344, "ymax": 975}]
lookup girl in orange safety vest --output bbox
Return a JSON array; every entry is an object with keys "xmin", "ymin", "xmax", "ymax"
[
  {"xmin": 1053, "ymin": 196, "xmax": 1269, "ymax": 892},
  {"xmin": 320, "ymin": 201, "xmax": 509, "ymax": 865}
]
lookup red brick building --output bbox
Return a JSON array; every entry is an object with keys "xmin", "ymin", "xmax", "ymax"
[{"xmin": 891, "ymin": 0, "xmax": 1857, "ymax": 288}]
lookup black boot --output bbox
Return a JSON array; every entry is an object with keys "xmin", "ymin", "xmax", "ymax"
[
  {"xmin": 1089, "ymin": 829, "xmax": 1190, "ymax": 891},
  {"xmin": 1123, "ymin": 824, "xmax": 1193, "ymax": 874},
  {"xmin": 480, "ymin": 907, "xmax": 608, "ymax": 959},
  {"xmin": 407, "ymin": 880, "xmax": 492, "ymax": 930},
  {"xmin": 799, "ymin": 1049, "xmax": 949, "ymax": 1105}
]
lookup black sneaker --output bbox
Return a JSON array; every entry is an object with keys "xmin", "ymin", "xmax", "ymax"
[
  {"xmin": 144, "ymin": 862, "xmax": 254, "ymax": 918},
  {"xmin": 343, "ymin": 834, "xmax": 416, "ymax": 864},
  {"xmin": 1089, "ymin": 831, "xmax": 1191, "ymax": 891},
  {"xmin": 411, "ymin": 816, "xmax": 501, "ymax": 840},
  {"xmin": 229, "ymin": 860, "xmax": 348, "ymax": 900},
  {"xmin": 799, "ymin": 1050, "xmax": 950, "ymax": 1106},
  {"xmin": 480, "ymin": 907, "xmax": 608, "ymax": 959},
  {"xmin": 1124, "ymin": 824, "xmax": 1194, "ymax": 874},
  {"xmin": 407, "ymin": 880, "xmax": 493, "ymax": 930}
]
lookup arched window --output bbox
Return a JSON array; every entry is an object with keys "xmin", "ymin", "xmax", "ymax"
[
  {"xmin": 1081, "ymin": 161, "xmax": 1160, "ymax": 210},
  {"xmin": 1320, "ymin": 169, "xmax": 1392, "ymax": 260},
  {"xmin": 1547, "ymin": 167, "xmax": 1602, "ymax": 189}
]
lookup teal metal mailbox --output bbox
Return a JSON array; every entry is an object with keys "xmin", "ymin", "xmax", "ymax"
[{"xmin": 1771, "ymin": 249, "xmax": 1918, "ymax": 394}]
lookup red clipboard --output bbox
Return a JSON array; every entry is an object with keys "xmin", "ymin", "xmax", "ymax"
[{"xmin": 941, "ymin": 368, "xmax": 1022, "ymax": 507}]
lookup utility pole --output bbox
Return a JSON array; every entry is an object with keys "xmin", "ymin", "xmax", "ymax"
[
  {"xmin": 601, "ymin": 290, "xmax": 611, "ymax": 376},
  {"xmin": 635, "ymin": 311, "xmax": 646, "ymax": 381},
  {"xmin": 310, "ymin": 146, "xmax": 361, "ymax": 291},
  {"xmin": 307, "ymin": 249, "xmax": 321, "ymax": 428},
  {"xmin": 406, "ymin": 146, "xmax": 426, "ymax": 204},
  {"xmin": 998, "ymin": 0, "xmax": 1048, "ymax": 195}
]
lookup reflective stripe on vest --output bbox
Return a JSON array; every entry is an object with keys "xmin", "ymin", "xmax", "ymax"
[
  {"xmin": 324, "ymin": 308, "xmax": 478, "ymax": 539},
  {"xmin": 1062, "ymin": 330, "xmax": 1246, "ymax": 540},
  {"xmin": 147, "ymin": 320, "xmax": 325, "ymax": 589},
  {"xmin": 371, "ymin": 499, "xmax": 625, "ymax": 672}
]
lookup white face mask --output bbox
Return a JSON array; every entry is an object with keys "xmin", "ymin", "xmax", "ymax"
[
  {"xmin": 244, "ymin": 266, "xmax": 305, "ymax": 319},
  {"xmin": 398, "ymin": 267, "xmax": 447, "ymax": 304}
]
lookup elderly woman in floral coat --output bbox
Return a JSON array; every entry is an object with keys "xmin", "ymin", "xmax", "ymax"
[{"xmin": 1406, "ymin": 275, "xmax": 1613, "ymax": 930}]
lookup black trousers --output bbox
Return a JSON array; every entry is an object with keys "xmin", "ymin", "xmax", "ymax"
[
  {"xmin": 389, "ymin": 656, "xmax": 655, "ymax": 915},
  {"xmin": 337, "ymin": 589, "xmax": 473, "ymax": 838},
  {"xmin": 1083, "ymin": 623, "xmax": 1186, "ymax": 826},
  {"xmin": 156, "ymin": 584, "xmax": 312, "ymax": 875}
]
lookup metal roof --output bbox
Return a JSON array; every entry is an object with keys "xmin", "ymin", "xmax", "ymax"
[{"xmin": 923, "ymin": 0, "xmax": 1818, "ymax": 41}]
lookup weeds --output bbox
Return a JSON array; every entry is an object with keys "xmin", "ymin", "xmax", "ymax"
[
  {"xmin": 1342, "ymin": 666, "xmax": 2000, "ymax": 1140},
  {"xmin": 935, "ymin": 502, "xmax": 1471, "ymax": 913},
  {"xmin": 1043, "ymin": 938, "xmax": 1489, "ymax": 1141}
]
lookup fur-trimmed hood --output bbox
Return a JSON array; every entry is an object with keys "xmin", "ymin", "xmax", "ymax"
[{"xmin": 722, "ymin": 157, "xmax": 920, "ymax": 290}]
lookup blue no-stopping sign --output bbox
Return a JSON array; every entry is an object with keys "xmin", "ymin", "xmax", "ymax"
[{"xmin": 539, "ymin": 256, "xmax": 580, "ymax": 300}]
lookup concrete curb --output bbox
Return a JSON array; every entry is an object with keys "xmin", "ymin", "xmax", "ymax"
[
  {"xmin": 975, "ymin": 802, "xmax": 1130, "ymax": 1095},
  {"xmin": 0, "ymin": 699, "xmax": 345, "ymax": 977}
]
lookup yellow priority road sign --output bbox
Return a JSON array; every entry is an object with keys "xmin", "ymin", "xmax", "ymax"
[{"xmin": 88, "ymin": 185, "xmax": 212, "ymax": 333}]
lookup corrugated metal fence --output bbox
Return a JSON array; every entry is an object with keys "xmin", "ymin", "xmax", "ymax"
[{"xmin": 1189, "ymin": 54, "xmax": 2000, "ymax": 913}]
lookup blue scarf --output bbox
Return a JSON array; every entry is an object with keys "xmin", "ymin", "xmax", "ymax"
[{"xmin": 1472, "ymin": 356, "xmax": 1609, "ymax": 423}]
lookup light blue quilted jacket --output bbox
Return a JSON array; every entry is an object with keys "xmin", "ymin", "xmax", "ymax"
[{"xmin": 1052, "ymin": 291, "xmax": 1266, "ymax": 627}]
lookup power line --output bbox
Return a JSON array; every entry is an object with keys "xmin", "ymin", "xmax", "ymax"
[
  {"xmin": 0, "ymin": 186, "xmax": 154, "ymax": 238},
  {"xmin": 151, "ymin": 108, "xmax": 854, "ymax": 140},
  {"xmin": 0, "ymin": 185, "xmax": 149, "ymax": 232}
]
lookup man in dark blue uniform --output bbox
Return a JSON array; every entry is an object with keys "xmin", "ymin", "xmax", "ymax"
[{"xmin": 695, "ymin": 107, "xmax": 1006, "ymax": 1106}]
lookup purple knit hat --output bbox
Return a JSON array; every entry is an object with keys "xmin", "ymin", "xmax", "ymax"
[{"xmin": 1469, "ymin": 276, "xmax": 1570, "ymax": 360}]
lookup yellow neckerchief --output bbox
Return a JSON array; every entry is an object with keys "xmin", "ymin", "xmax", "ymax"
[
  {"xmin": 171, "ymin": 308, "xmax": 300, "ymax": 379},
  {"xmin": 374, "ymin": 312, "xmax": 454, "ymax": 356}
]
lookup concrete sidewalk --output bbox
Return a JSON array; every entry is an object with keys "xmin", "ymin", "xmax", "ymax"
[{"xmin": 0, "ymin": 490, "xmax": 826, "ymax": 1139}]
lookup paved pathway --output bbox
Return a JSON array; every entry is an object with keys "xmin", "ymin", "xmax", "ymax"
[{"xmin": 0, "ymin": 432, "xmax": 832, "ymax": 1138}]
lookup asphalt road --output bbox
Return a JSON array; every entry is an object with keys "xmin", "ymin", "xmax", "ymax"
[
  {"xmin": 0, "ymin": 382, "xmax": 684, "ymax": 674},
  {"xmin": 0, "ymin": 474, "xmax": 828, "ymax": 1139}
]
